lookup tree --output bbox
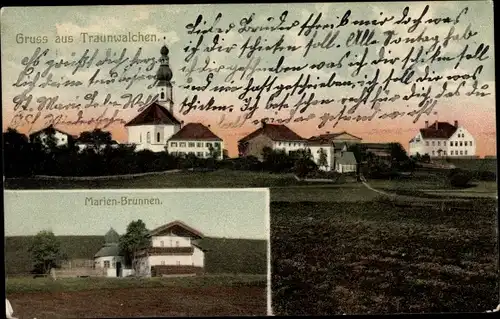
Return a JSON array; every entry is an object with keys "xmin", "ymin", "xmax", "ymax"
[
  {"xmin": 28, "ymin": 230, "xmax": 64, "ymax": 274},
  {"xmin": 119, "ymin": 220, "xmax": 150, "ymax": 276},
  {"xmin": 208, "ymin": 142, "xmax": 222, "ymax": 160},
  {"xmin": 294, "ymin": 157, "xmax": 318, "ymax": 178},
  {"xmin": 3, "ymin": 128, "xmax": 34, "ymax": 177},
  {"xmin": 78, "ymin": 129, "xmax": 113, "ymax": 154},
  {"xmin": 390, "ymin": 143, "xmax": 409, "ymax": 162},
  {"xmin": 318, "ymin": 148, "xmax": 328, "ymax": 169}
]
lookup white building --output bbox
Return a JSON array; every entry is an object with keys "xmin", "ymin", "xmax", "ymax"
[
  {"xmin": 125, "ymin": 45, "xmax": 181, "ymax": 152},
  {"xmin": 307, "ymin": 132, "xmax": 361, "ymax": 172},
  {"xmin": 94, "ymin": 228, "xmax": 125, "ymax": 277},
  {"xmin": 135, "ymin": 220, "xmax": 205, "ymax": 277},
  {"xmin": 28, "ymin": 125, "xmax": 75, "ymax": 148},
  {"xmin": 167, "ymin": 123, "xmax": 224, "ymax": 159},
  {"xmin": 409, "ymin": 120, "xmax": 476, "ymax": 158}
]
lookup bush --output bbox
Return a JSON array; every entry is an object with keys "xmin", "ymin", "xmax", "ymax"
[
  {"xmin": 448, "ymin": 169, "xmax": 474, "ymax": 188},
  {"xmin": 293, "ymin": 158, "xmax": 318, "ymax": 178},
  {"xmin": 475, "ymin": 170, "xmax": 497, "ymax": 181}
]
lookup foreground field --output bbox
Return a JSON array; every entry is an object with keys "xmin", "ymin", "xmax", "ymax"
[
  {"xmin": 7, "ymin": 276, "xmax": 267, "ymax": 318},
  {"xmin": 271, "ymin": 200, "xmax": 498, "ymax": 315}
]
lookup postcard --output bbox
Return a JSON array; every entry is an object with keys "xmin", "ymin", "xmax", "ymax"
[
  {"xmin": 2, "ymin": 1, "xmax": 498, "ymax": 316},
  {"xmin": 4, "ymin": 188, "xmax": 271, "ymax": 318}
]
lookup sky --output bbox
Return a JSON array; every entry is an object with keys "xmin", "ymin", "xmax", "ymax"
[
  {"xmin": 4, "ymin": 189, "xmax": 269, "ymax": 239},
  {"xmin": 1, "ymin": 2, "xmax": 496, "ymax": 157}
]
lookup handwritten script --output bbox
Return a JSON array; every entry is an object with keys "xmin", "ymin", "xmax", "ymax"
[{"xmin": 7, "ymin": 4, "xmax": 493, "ymax": 131}]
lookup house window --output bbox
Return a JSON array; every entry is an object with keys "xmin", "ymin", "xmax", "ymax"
[
  {"xmin": 170, "ymin": 240, "xmax": 173, "ymax": 247},
  {"xmin": 205, "ymin": 152, "xmax": 210, "ymax": 157},
  {"xmin": 460, "ymin": 150, "xmax": 463, "ymax": 155},
  {"xmin": 157, "ymin": 132, "xmax": 161, "ymax": 143},
  {"xmin": 459, "ymin": 141, "xmax": 463, "ymax": 146},
  {"xmin": 161, "ymin": 261, "xmax": 165, "ymax": 265},
  {"xmin": 432, "ymin": 150, "xmax": 435, "ymax": 156},
  {"xmin": 171, "ymin": 142, "xmax": 177, "ymax": 147},
  {"xmin": 455, "ymin": 141, "xmax": 459, "ymax": 146},
  {"xmin": 104, "ymin": 261, "xmax": 110, "ymax": 268},
  {"xmin": 188, "ymin": 142, "xmax": 195, "ymax": 147},
  {"xmin": 161, "ymin": 92, "xmax": 165, "ymax": 100},
  {"xmin": 425, "ymin": 141, "xmax": 429, "ymax": 146},
  {"xmin": 443, "ymin": 151, "xmax": 447, "ymax": 156},
  {"xmin": 465, "ymin": 150, "xmax": 468, "ymax": 155},
  {"xmin": 443, "ymin": 141, "xmax": 446, "ymax": 146},
  {"xmin": 176, "ymin": 261, "xmax": 181, "ymax": 266},
  {"xmin": 160, "ymin": 241, "xmax": 164, "ymax": 247},
  {"xmin": 139, "ymin": 133, "xmax": 142, "ymax": 143},
  {"xmin": 147, "ymin": 132, "xmax": 151, "ymax": 143},
  {"xmin": 197, "ymin": 152, "xmax": 203, "ymax": 157},
  {"xmin": 437, "ymin": 141, "xmax": 440, "ymax": 146},
  {"xmin": 431, "ymin": 141, "xmax": 435, "ymax": 146},
  {"xmin": 180, "ymin": 142, "xmax": 186, "ymax": 147},
  {"xmin": 214, "ymin": 142, "xmax": 220, "ymax": 148},
  {"xmin": 206, "ymin": 142, "xmax": 212, "ymax": 148},
  {"xmin": 450, "ymin": 151, "xmax": 454, "ymax": 155},
  {"xmin": 176, "ymin": 241, "xmax": 180, "ymax": 247},
  {"xmin": 197, "ymin": 142, "xmax": 203, "ymax": 147},
  {"xmin": 464, "ymin": 141, "xmax": 468, "ymax": 146}
]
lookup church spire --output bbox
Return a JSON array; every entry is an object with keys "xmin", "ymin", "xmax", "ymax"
[{"xmin": 156, "ymin": 38, "xmax": 174, "ymax": 113}]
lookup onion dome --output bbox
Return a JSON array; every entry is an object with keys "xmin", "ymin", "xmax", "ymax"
[{"xmin": 156, "ymin": 64, "xmax": 173, "ymax": 82}]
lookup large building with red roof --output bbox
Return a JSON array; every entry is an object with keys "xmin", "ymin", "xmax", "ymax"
[
  {"xmin": 408, "ymin": 120, "xmax": 476, "ymax": 158},
  {"xmin": 237, "ymin": 122, "xmax": 307, "ymax": 160},
  {"xmin": 124, "ymin": 45, "xmax": 223, "ymax": 155}
]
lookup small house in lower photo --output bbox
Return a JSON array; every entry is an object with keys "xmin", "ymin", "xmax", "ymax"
[
  {"xmin": 135, "ymin": 220, "xmax": 206, "ymax": 277},
  {"xmin": 94, "ymin": 228, "xmax": 125, "ymax": 277}
]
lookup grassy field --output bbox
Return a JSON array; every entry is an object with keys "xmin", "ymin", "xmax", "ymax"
[
  {"xmin": 5, "ymin": 236, "xmax": 268, "ymax": 276},
  {"xmin": 7, "ymin": 275, "xmax": 267, "ymax": 318},
  {"xmin": 271, "ymin": 199, "xmax": 498, "ymax": 315}
]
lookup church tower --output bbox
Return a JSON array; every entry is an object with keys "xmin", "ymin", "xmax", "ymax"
[{"xmin": 156, "ymin": 44, "xmax": 174, "ymax": 113}]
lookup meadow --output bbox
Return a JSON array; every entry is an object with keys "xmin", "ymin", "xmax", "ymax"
[{"xmin": 7, "ymin": 275, "xmax": 267, "ymax": 318}]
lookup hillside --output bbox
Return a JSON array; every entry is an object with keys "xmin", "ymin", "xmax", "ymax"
[{"xmin": 5, "ymin": 236, "xmax": 267, "ymax": 275}]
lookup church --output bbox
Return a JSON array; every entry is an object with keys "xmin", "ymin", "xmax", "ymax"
[{"xmin": 125, "ymin": 44, "xmax": 223, "ymax": 155}]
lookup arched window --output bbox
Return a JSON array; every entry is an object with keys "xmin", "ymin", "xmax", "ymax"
[
  {"xmin": 157, "ymin": 132, "xmax": 161, "ymax": 143},
  {"xmin": 160, "ymin": 92, "xmax": 165, "ymax": 100},
  {"xmin": 147, "ymin": 132, "xmax": 151, "ymax": 143}
]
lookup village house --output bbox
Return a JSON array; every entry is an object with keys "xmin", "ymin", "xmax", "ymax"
[
  {"xmin": 135, "ymin": 220, "xmax": 206, "ymax": 277},
  {"xmin": 409, "ymin": 120, "xmax": 476, "ymax": 158},
  {"xmin": 93, "ymin": 228, "xmax": 125, "ymax": 277},
  {"xmin": 125, "ymin": 44, "xmax": 182, "ymax": 152},
  {"xmin": 28, "ymin": 125, "xmax": 76, "ymax": 148},
  {"xmin": 167, "ymin": 123, "xmax": 224, "ymax": 159},
  {"xmin": 307, "ymin": 132, "xmax": 362, "ymax": 172},
  {"xmin": 362, "ymin": 143, "xmax": 393, "ymax": 160},
  {"xmin": 238, "ymin": 122, "xmax": 307, "ymax": 160}
]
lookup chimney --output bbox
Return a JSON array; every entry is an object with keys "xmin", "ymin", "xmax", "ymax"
[
  {"xmin": 207, "ymin": 124, "xmax": 211, "ymax": 128},
  {"xmin": 180, "ymin": 120, "xmax": 184, "ymax": 128},
  {"xmin": 260, "ymin": 119, "xmax": 266, "ymax": 128},
  {"xmin": 424, "ymin": 121, "xmax": 428, "ymax": 128},
  {"xmin": 454, "ymin": 120, "xmax": 458, "ymax": 127},
  {"xmin": 326, "ymin": 131, "xmax": 330, "ymax": 134},
  {"xmin": 435, "ymin": 121, "xmax": 438, "ymax": 129}
]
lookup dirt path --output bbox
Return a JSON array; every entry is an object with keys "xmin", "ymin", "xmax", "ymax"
[{"xmin": 9, "ymin": 286, "xmax": 267, "ymax": 318}]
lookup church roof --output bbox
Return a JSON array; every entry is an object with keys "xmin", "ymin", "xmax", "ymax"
[
  {"xmin": 104, "ymin": 228, "xmax": 120, "ymax": 244},
  {"xmin": 94, "ymin": 243, "xmax": 121, "ymax": 258},
  {"xmin": 239, "ymin": 124, "xmax": 305, "ymax": 143},
  {"xmin": 29, "ymin": 125, "xmax": 76, "ymax": 138},
  {"xmin": 124, "ymin": 101, "xmax": 181, "ymax": 127},
  {"xmin": 168, "ymin": 123, "xmax": 222, "ymax": 141}
]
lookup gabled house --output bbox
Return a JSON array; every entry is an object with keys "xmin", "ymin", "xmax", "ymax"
[
  {"xmin": 124, "ymin": 44, "xmax": 181, "ymax": 152},
  {"xmin": 94, "ymin": 228, "xmax": 124, "ymax": 277},
  {"xmin": 135, "ymin": 220, "xmax": 206, "ymax": 277},
  {"xmin": 306, "ymin": 132, "xmax": 360, "ymax": 171},
  {"xmin": 29, "ymin": 125, "xmax": 76, "ymax": 148},
  {"xmin": 335, "ymin": 151, "xmax": 358, "ymax": 173},
  {"xmin": 238, "ymin": 122, "xmax": 307, "ymax": 160},
  {"xmin": 167, "ymin": 123, "xmax": 224, "ymax": 159},
  {"xmin": 409, "ymin": 120, "xmax": 476, "ymax": 158}
]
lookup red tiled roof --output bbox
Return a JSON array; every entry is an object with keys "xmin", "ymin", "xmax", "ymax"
[
  {"xmin": 125, "ymin": 101, "xmax": 180, "ymax": 126},
  {"xmin": 239, "ymin": 124, "xmax": 304, "ymax": 143},
  {"xmin": 419, "ymin": 121, "xmax": 457, "ymax": 139},
  {"xmin": 150, "ymin": 220, "xmax": 204, "ymax": 239},
  {"xmin": 168, "ymin": 123, "xmax": 222, "ymax": 141}
]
